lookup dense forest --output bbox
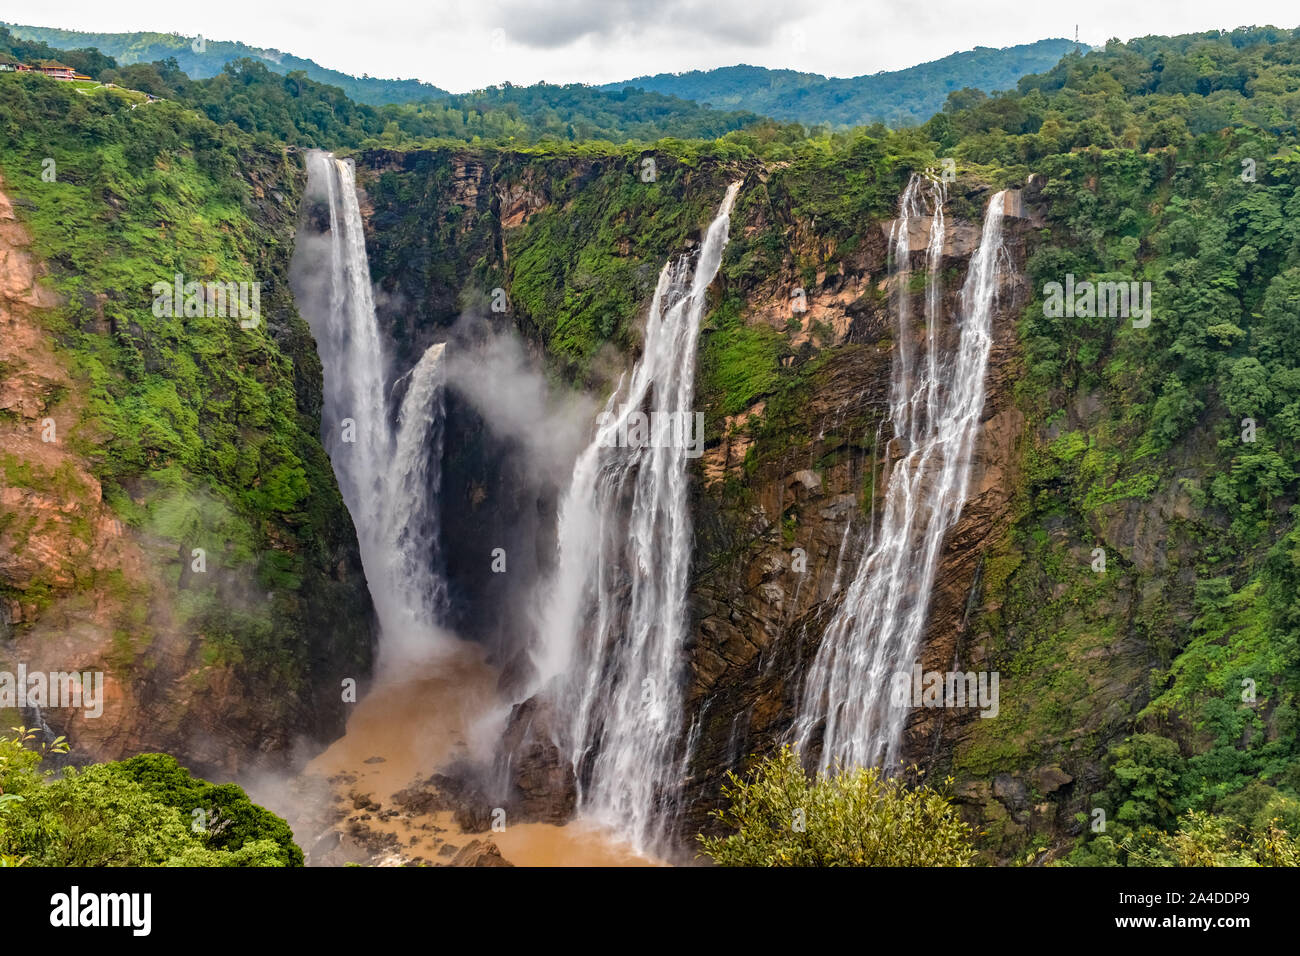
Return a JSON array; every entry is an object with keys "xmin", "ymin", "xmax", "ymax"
[
  {"xmin": 1, "ymin": 21, "xmax": 449, "ymax": 105},
  {"xmin": 608, "ymin": 39, "xmax": 1078, "ymax": 127},
  {"xmin": 0, "ymin": 27, "xmax": 764, "ymax": 148}
]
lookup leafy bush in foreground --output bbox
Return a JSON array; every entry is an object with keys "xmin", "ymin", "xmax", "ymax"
[
  {"xmin": 698, "ymin": 746, "xmax": 975, "ymax": 866},
  {"xmin": 0, "ymin": 729, "xmax": 299, "ymax": 866}
]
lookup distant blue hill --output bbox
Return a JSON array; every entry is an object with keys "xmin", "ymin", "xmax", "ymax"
[{"xmin": 601, "ymin": 39, "xmax": 1079, "ymax": 127}]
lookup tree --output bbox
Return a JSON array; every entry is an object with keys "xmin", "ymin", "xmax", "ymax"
[
  {"xmin": 698, "ymin": 747, "xmax": 975, "ymax": 866},
  {"xmin": 0, "ymin": 731, "xmax": 301, "ymax": 867}
]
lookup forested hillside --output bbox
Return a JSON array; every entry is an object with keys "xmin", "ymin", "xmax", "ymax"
[
  {"xmin": 607, "ymin": 39, "xmax": 1077, "ymax": 127},
  {"xmin": 0, "ymin": 27, "xmax": 764, "ymax": 148},
  {"xmin": 922, "ymin": 25, "xmax": 1300, "ymax": 864},
  {"xmin": 0, "ymin": 71, "xmax": 373, "ymax": 775},
  {"xmin": 1, "ymin": 21, "xmax": 448, "ymax": 104}
]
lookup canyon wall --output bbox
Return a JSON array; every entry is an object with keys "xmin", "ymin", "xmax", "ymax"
[
  {"xmin": 0, "ymin": 135, "xmax": 375, "ymax": 777},
  {"xmin": 349, "ymin": 146, "xmax": 1071, "ymax": 856}
]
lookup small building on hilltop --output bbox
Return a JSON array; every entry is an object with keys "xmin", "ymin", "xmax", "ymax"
[{"xmin": 36, "ymin": 61, "xmax": 77, "ymax": 80}]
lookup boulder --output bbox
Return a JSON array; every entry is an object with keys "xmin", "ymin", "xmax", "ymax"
[
  {"xmin": 498, "ymin": 695, "xmax": 578, "ymax": 825},
  {"xmin": 450, "ymin": 839, "xmax": 513, "ymax": 867}
]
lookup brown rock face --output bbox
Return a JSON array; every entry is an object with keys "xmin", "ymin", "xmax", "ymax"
[
  {"xmin": 0, "ymin": 166, "xmax": 374, "ymax": 779},
  {"xmin": 450, "ymin": 839, "xmax": 514, "ymax": 867},
  {"xmin": 680, "ymin": 185, "xmax": 1036, "ymax": 842},
  {"xmin": 0, "ymin": 178, "xmax": 151, "ymax": 756},
  {"xmin": 497, "ymin": 696, "xmax": 579, "ymax": 825}
]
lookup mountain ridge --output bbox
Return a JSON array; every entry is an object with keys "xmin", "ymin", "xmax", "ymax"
[
  {"xmin": 5, "ymin": 22, "xmax": 1076, "ymax": 126},
  {"xmin": 1, "ymin": 22, "xmax": 449, "ymax": 105},
  {"xmin": 603, "ymin": 39, "xmax": 1079, "ymax": 125}
]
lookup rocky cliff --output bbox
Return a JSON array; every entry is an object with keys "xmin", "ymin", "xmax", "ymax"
[
  {"xmin": 346, "ymin": 134, "xmax": 1295, "ymax": 864},
  {"xmin": 348, "ymin": 144, "xmax": 1059, "ymax": 853},
  {"xmin": 0, "ymin": 86, "xmax": 376, "ymax": 778}
]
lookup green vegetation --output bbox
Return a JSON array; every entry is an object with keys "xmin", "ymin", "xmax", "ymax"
[
  {"xmin": 700, "ymin": 294, "xmax": 783, "ymax": 416},
  {"xmin": 7, "ymin": 22, "xmax": 1076, "ymax": 130},
  {"xmin": 698, "ymin": 746, "xmax": 975, "ymax": 866},
  {"xmin": 0, "ymin": 26, "xmax": 115, "ymax": 79},
  {"xmin": 1067, "ymin": 732, "xmax": 1300, "ymax": 865},
  {"xmin": 0, "ymin": 70, "xmax": 369, "ymax": 718},
  {"xmin": 2, "ymin": 22, "xmax": 449, "ymax": 105},
  {"xmin": 9, "ymin": 15, "xmax": 1300, "ymax": 867},
  {"xmin": 608, "ymin": 39, "xmax": 1077, "ymax": 128},
  {"xmin": 1, "ymin": 27, "xmax": 763, "ymax": 150},
  {"xmin": 359, "ymin": 140, "xmax": 767, "ymax": 375},
  {"xmin": 0, "ymin": 728, "xmax": 300, "ymax": 866},
  {"xmin": 921, "ymin": 25, "xmax": 1300, "ymax": 863},
  {"xmin": 94, "ymin": 58, "xmax": 762, "ymax": 150}
]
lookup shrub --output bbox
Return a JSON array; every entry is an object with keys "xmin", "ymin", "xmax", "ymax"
[{"xmin": 698, "ymin": 746, "xmax": 975, "ymax": 866}]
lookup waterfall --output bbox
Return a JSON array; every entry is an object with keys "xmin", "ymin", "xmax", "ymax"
[
  {"xmin": 381, "ymin": 342, "xmax": 450, "ymax": 643},
  {"xmin": 793, "ymin": 177, "xmax": 1008, "ymax": 773},
  {"xmin": 295, "ymin": 151, "xmax": 449, "ymax": 667},
  {"xmin": 531, "ymin": 182, "xmax": 741, "ymax": 853}
]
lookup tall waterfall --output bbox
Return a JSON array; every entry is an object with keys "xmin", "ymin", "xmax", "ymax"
[
  {"xmin": 296, "ymin": 151, "xmax": 449, "ymax": 667},
  {"xmin": 531, "ymin": 182, "xmax": 741, "ymax": 853},
  {"xmin": 794, "ymin": 177, "xmax": 1008, "ymax": 773}
]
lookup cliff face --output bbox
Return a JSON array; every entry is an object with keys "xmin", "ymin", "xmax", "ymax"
[
  {"xmin": 350, "ymin": 144, "xmax": 1060, "ymax": 851},
  {"xmin": 0, "ymin": 124, "xmax": 375, "ymax": 778},
  {"xmin": 353, "ymin": 147, "xmax": 753, "ymax": 677},
  {"xmin": 680, "ymin": 181, "xmax": 1038, "ymax": 840},
  {"xmin": 344, "ymin": 141, "xmax": 1288, "ymax": 864}
]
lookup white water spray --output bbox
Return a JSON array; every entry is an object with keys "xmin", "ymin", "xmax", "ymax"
[
  {"xmin": 531, "ymin": 182, "xmax": 741, "ymax": 853},
  {"xmin": 794, "ymin": 177, "xmax": 1008, "ymax": 773},
  {"xmin": 296, "ymin": 151, "xmax": 450, "ymax": 670}
]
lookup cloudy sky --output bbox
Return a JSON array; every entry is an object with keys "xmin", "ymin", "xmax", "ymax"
[{"xmin": 2, "ymin": 0, "xmax": 1298, "ymax": 92}]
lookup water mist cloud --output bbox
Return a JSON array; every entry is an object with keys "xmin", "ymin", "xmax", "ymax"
[{"xmin": 442, "ymin": 320, "xmax": 598, "ymax": 484}]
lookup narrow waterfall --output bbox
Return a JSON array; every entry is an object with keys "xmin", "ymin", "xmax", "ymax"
[
  {"xmin": 381, "ymin": 342, "xmax": 450, "ymax": 642},
  {"xmin": 531, "ymin": 182, "xmax": 741, "ymax": 853},
  {"xmin": 794, "ymin": 178, "xmax": 1008, "ymax": 773},
  {"xmin": 307, "ymin": 151, "xmax": 390, "ymax": 537},
  {"xmin": 295, "ymin": 151, "xmax": 449, "ymax": 666}
]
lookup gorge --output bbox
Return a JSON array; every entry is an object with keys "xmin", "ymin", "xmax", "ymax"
[
  {"xmin": 4, "ymin": 24, "xmax": 1300, "ymax": 871},
  {"xmin": 262, "ymin": 149, "xmax": 1031, "ymax": 863}
]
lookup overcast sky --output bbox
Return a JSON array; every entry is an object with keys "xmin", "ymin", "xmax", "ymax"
[{"xmin": 2, "ymin": 0, "xmax": 1298, "ymax": 93}]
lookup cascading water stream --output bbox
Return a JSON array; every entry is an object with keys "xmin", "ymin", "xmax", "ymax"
[
  {"xmin": 295, "ymin": 151, "xmax": 449, "ymax": 666},
  {"xmin": 309, "ymin": 151, "xmax": 391, "ymax": 534},
  {"xmin": 793, "ymin": 177, "xmax": 1008, "ymax": 773},
  {"xmin": 530, "ymin": 182, "xmax": 741, "ymax": 854},
  {"xmin": 381, "ymin": 342, "xmax": 450, "ymax": 641}
]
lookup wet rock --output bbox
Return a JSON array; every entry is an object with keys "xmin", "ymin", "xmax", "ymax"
[
  {"xmin": 421, "ymin": 771, "xmax": 496, "ymax": 832},
  {"xmin": 497, "ymin": 696, "xmax": 579, "ymax": 825},
  {"xmin": 392, "ymin": 784, "xmax": 448, "ymax": 816},
  {"xmin": 1031, "ymin": 765, "xmax": 1073, "ymax": 795},
  {"xmin": 993, "ymin": 774, "xmax": 1029, "ymax": 816},
  {"xmin": 350, "ymin": 792, "xmax": 380, "ymax": 812},
  {"xmin": 449, "ymin": 839, "xmax": 513, "ymax": 867}
]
